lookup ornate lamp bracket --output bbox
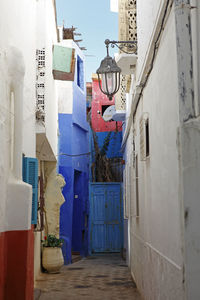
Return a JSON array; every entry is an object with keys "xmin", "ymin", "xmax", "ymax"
[{"xmin": 105, "ymin": 39, "xmax": 137, "ymax": 55}]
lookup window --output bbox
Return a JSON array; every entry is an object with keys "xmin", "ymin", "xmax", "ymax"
[
  {"xmin": 77, "ymin": 55, "xmax": 84, "ymax": 90},
  {"xmin": 145, "ymin": 118, "xmax": 150, "ymax": 157},
  {"xmin": 22, "ymin": 157, "xmax": 38, "ymax": 224},
  {"xmin": 140, "ymin": 113, "xmax": 150, "ymax": 160}
]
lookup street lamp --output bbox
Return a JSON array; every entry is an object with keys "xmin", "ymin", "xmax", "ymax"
[
  {"xmin": 96, "ymin": 39, "xmax": 137, "ymax": 100},
  {"xmin": 96, "ymin": 55, "xmax": 121, "ymax": 101}
]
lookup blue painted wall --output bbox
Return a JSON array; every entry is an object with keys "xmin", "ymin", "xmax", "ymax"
[
  {"xmin": 94, "ymin": 131, "xmax": 122, "ymax": 158},
  {"xmin": 59, "ymin": 117, "xmax": 89, "ymax": 264},
  {"xmin": 89, "ymin": 130, "xmax": 123, "ymax": 183},
  {"xmin": 58, "ymin": 53, "xmax": 89, "ymax": 265}
]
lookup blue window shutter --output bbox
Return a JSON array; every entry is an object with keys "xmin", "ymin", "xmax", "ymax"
[{"xmin": 22, "ymin": 157, "xmax": 38, "ymax": 224}]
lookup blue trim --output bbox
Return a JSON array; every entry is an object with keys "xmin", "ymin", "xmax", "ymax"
[{"xmin": 22, "ymin": 157, "xmax": 38, "ymax": 224}]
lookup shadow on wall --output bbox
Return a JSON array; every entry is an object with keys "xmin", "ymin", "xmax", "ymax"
[{"xmin": 60, "ymin": 236, "xmax": 71, "ymax": 264}]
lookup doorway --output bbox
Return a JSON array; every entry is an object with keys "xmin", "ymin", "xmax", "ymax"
[{"xmin": 89, "ymin": 183, "xmax": 123, "ymax": 253}]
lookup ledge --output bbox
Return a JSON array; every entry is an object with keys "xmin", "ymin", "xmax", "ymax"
[
  {"xmin": 115, "ymin": 53, "xmax": 137, "ymax": 75},
  {"xmin": 112, "ymin": 110, "xmax": 126, "ymax": 121}
]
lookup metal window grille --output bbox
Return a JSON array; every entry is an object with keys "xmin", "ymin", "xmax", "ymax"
[{"xmin": 36, "ymin": 48, "xmax": 46, "ymax": 122}]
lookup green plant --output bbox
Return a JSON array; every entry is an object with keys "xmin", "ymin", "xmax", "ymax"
[{"xmin": 42, "ymin": 234, "xmax": 64, "ymax": 248}]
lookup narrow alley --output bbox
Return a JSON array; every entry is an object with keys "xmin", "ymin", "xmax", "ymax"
[
  {"xmin": 34, "ymin": 254, "xmax": 141, "ymax": 300},
  {"xmin": 1, "ymin": 0, "xmax": 200, "ymax": 299}
]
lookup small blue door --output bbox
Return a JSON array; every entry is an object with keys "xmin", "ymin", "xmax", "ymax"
[{"xmin": 90, "ymin": 183, "xmax": 123, "ymax": 253}]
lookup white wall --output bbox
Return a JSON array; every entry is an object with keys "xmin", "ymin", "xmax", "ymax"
[
  {"xmin": 127, "ymin": 8, "xmax": 184, "ymax": 299},
  {"xmin": 34, "ymin": 0, "xmax": 59, "ymax": 280},
  {"xmin": 57, "ymin": 81, "xmax": 73, "ymax": 114},
  {"xmin": 178, "ymin": 2, "xmax": 200, "ymax": 297},
  {"xmin": 137, "ymin": 0, "xmax": 162, "ymax": 80},
  {"xmin": 0, "ymin": 0, "xmax": 37, "ymax": 232},
  {"xmin": 36, "ymin": 0, "xmax": 58, "ymax": 158},
  {"xmin": 179, "ymin": 118, "xmax": 200, "ymax": 299},
  {"xmin": 56, "ymin": 36, "xmax": 86, "ymax": 115}
]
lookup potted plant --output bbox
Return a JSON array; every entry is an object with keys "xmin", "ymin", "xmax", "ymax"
[{"xmin": 42, "ymin": 234, "xmax": 64, "ymax": 273}]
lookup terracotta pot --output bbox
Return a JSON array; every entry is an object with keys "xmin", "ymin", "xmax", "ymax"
[{"xmin": 42, "ymin": 247, "xmax": 64, "ymax": 273}]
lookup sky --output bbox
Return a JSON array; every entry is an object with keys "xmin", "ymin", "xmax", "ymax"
[{"xmin": 56, "ymin": 0, "xmax": 118, "ymax": 82}]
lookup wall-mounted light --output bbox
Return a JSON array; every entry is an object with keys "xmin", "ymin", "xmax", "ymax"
[{"xmin": 96, "ymin": 39, "xmax": 137, "ymax": 100}]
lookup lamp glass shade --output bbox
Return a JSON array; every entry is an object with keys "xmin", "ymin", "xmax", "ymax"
[
  {"xmin": 96, "ymin": 55, "xmax": 121, "ymax": 100},
  {"xmin": 102, "ymin": 72, "xmax": 116, "ymax": 95}
]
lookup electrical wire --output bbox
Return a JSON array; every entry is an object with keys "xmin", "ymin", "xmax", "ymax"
[{"xmin": 57, "ymin": 152, "xmax": 91, "ymax": 157}]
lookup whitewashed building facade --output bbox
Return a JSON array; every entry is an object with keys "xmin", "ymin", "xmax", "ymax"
[
  {"xmin": 0, "ymin": 1, "xmax": 59, "ymax": 298},
  {"xmin": 115, "ymin": 0, "xmax": 200, "ymax": 299}
]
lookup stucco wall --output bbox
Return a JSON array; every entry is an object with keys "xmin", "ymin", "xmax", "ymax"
[
  {"xmin": 91, "ymin": 79, "xmax": 122, "ymax": 132},
  {"xmin": 57, "ymin": 37, "xmax": 89, "ymax": 264},
  {"xmin": 136, "ymin": 0, "xmax": 162, "ymax": 79},
  {"xmin": 179, "ymin": 119, "xmax": 200, "ymax": 299},
  {"xmin": 56, "ymin": 38, "xmax": 88, "ymax": 130},
  {"xmin": 36, "ymin": 0, "xmax": 58, "ymax": 159},
  {"xmin": 0, "ymin": 0, "xmax": 36, "ymax": 233},
  {"xmin": 127, "ymin": 9, "xmax": 184, "ymax": 299},
  {"xmin": 57, "ymin": 80, "xmax": 73, "ymax": 114},
  {"xmin": 0, "ymin": 1, "xmax": 38, "ymax": 298},
  {"xmin": 43, "ymin": 1, "xmax": 58, "ymax": 158},
  {"xmin": 34, "ymin": 0, "xmax": 58, "ymax": 282},
  {"xmin": 58, "ymin": 115, "xmax": 89, "ymax": 263}
]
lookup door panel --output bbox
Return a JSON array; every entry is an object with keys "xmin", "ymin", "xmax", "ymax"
[
  {"xmin": 90, "ymin": 183, "xmax": 123, "ymax": 253},
  {"xmin": 92, "ymin": 225, "xmax": 106, "ymax": 252}
]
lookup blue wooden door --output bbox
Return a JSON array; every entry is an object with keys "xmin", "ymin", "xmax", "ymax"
[{"xmin": 90, "ymin": 183, "xmax": 123, "ymax": 253}]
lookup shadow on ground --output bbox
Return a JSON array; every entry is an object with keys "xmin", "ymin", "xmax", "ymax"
[{"xmin": 34, "ymin": 253, "xmax": 141, "ymax": 300}]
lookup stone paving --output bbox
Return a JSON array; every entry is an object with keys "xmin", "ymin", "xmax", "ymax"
[{"xmin": 34, "ymin": 253, "xmax": 142, "ymax": 300}]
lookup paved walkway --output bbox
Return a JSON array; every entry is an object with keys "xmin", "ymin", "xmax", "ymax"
[{"xmin": 34, "ymin": 254, "xmax": 142, "ymax": 300}]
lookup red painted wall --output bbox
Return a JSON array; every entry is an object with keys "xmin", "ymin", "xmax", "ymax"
[
  {"xmin": 0, "ymin": 228, "xmax": 34, "ymax": 300},
  {"xmin": 91, "ymin": 78, "xmax": 122, "ymax": 132},
  {"xmin": 0, "ymin": 232, "xmax": 6, "ymax": 300}
]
